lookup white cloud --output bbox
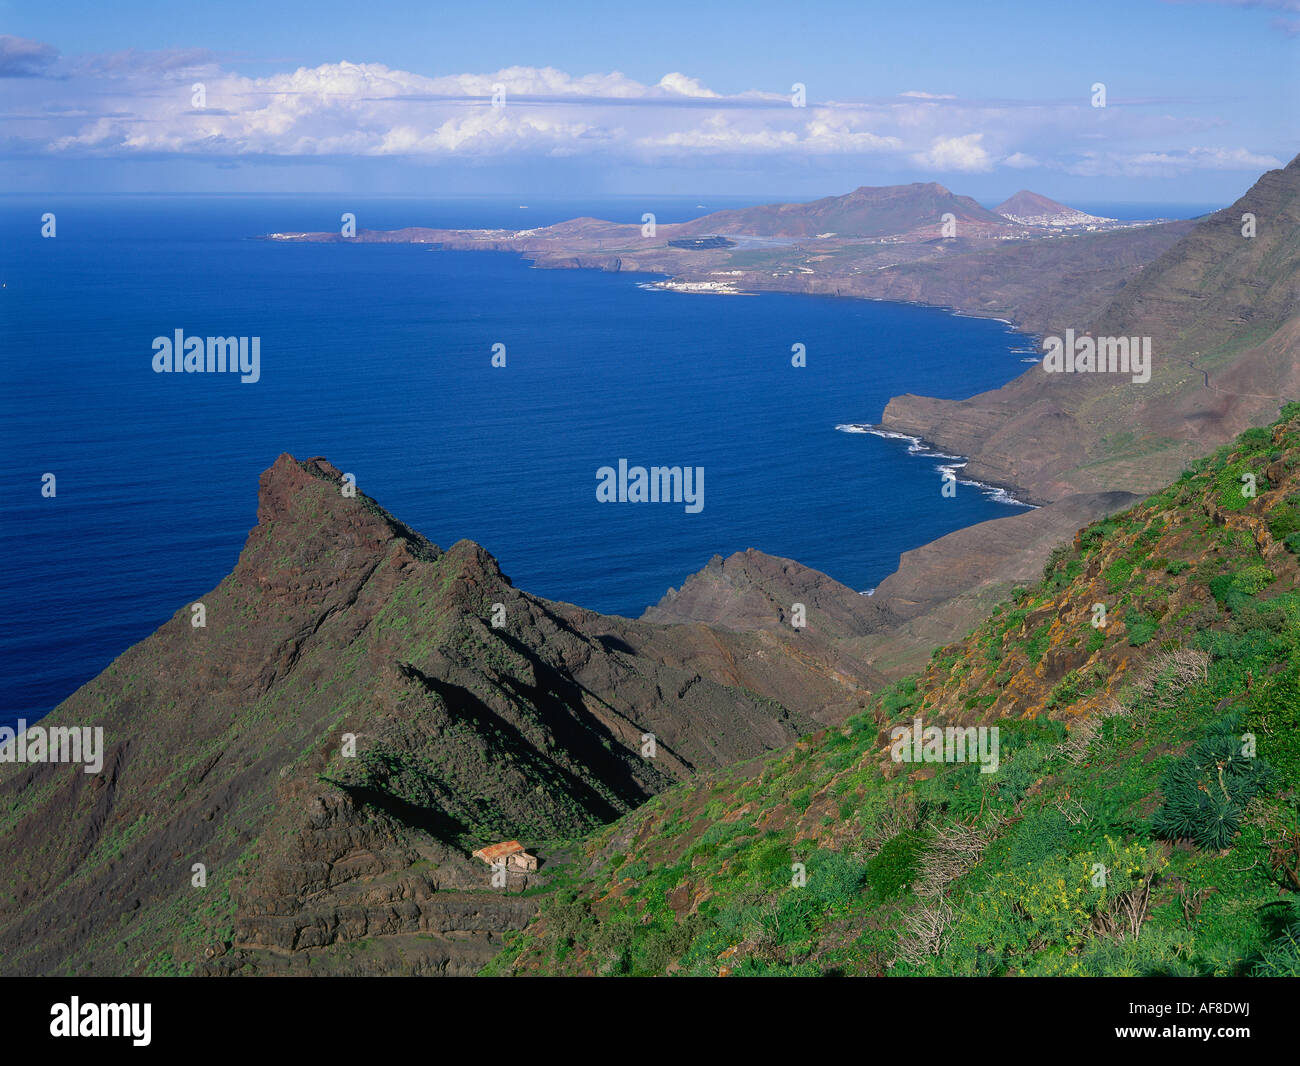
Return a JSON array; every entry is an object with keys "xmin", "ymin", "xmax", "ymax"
[
  {"xmin": 655, "ymin": 72, "xmax": 720, "ymax": 98},
  {"xmin": 912, "ymin": 133, "xmax": 993, "ymax": 172},
  {"xmin": 1002, "ymin": 151, "xmax": 1041, "ymax": 168},
  {"xmin": 5, "ymin": 51, "xmax": 1281, "ymax": 184},
  {"xmin": 1066, "ymin": 146, "xmax": 1285, "ymax": 175}
]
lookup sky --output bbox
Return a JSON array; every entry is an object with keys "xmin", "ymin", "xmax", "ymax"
[{"xmin": 1, "ymin": 0, "xmax": 1297, "ymax": 205}]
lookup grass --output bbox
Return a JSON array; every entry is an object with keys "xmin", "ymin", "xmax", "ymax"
[{"xmin": 482, "ymin": 405, "xmax": 1300, "ymax": 977}]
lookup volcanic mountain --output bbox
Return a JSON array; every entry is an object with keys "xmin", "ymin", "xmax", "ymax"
[
  {"xmin": 993, "ymin": 190, "xmax": 1115, "ymax": 228},
  {"xmin": 9, "ymin": 159, "xmax": 1299, "ymax": 979},
  {"xmin": 0, "ymin": 455, "xmax": 881, "ymax": 976},
  {"xmin": 673, "ymin": 181, "xmax": 1020, "ymax": 239}
]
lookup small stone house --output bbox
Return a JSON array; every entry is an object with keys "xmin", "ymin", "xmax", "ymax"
[{"xmin": 472, "ymin": 840, "xmax": 538, "ymax": 872}]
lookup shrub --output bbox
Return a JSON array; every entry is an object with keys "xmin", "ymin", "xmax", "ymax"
[
  {"xmin": 865, "ymin": 830, "xmax": 926, "ymax": 900},
  {"xmin": 994, "ymin": 743, "xmax": 1050, "ymax": 805},
  {"xmin": 1104, "ymin": 559, "xmax": 1135, "ymax": 594},
  {"xmin": 1006, "ymin": 806, "xmax": 1072, "ymax": 868},
  {"xmin": 1025, "ymin": 623, "xmax": 1053, "ymax": 665},
  {"xmin": 1268, "ymin": 501, "xmax": 1300, "ymax": 542},
  {"xmin": 1049, "ymin": 662, "xmax": 1109, "ymax": 708},
  {"xmin": 1210, "ymin": 566, "xmax": 1275, "ymax": 612},
  {"xmin": 1124, "ymin": 609, "xmax": 1159, "ymax": 646},
  {"xmin": 1042, "ymin": 543, "xmax": 1072, "ymax": 581},
  {"xmin": 936, "ymin": 838, "xmax": 1167, "ymax": 975},
  {"xmin": 807, "ymin": 850, "xmax": 870, "ymax": 906},
  {"xmin": 1215, "ymin": 462, "xmax": 1263, "ymax": 512},
  {"xmin": 1248, "ymin": 659, "xmax": 1300, "ymax": 786},
  {"xmin": 1152, "ymin": 714, "xmax": 1272, "ymax": 850},
  {"xmin": 1235, "ymin": 566, "xmax": 1276, "ymax": 595},
  {"xmin": 1251, "ymin": 901, "xmax": 1300, "ymax": 977},
  {"xmin": 880, "ymin": 677, "xmax": 919, "ymax": 718}
]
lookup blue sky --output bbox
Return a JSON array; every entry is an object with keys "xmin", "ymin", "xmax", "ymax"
[{"xmin": 1, "ymin": 0, "xmax": 1296, "ymax": 204}]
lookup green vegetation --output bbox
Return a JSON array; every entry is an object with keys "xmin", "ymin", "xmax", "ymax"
[
  {"xmin": 484, "ymin": 406, "xmax": 1300, "ymax": 977},
  {"xmin": 1152, "ymin": 713, "xmax": 1272, "ymax": 850}
]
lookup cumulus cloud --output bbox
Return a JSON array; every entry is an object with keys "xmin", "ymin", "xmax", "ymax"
[
  {"xmin": 1, "ymin": 50, "xmax": 1281, "ymax": 184},
  {"xmin": 655, "ymin": 72, "xmax": 720, "ymax": 98},
  {"xmin": 26, "ymin": 60, "xmax": 913, "ymax": 162},
  {"xmin": 0, "ymin": 35, "xmax": 58, "ymax": 78},
  {"xmin": 912, "ymin": 133, "xmax": 993, "ymax": 172}
]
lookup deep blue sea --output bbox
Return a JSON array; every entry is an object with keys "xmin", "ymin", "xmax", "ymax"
[{"xmin": 0, "ymin": 195, "xmax": 1210, "ymax": 728}]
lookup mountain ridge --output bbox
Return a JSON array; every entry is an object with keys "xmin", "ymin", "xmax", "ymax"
[
  {"xmin": 0, "ymin": 453, "xmax": 876, "ymax": 975},
  {"xmin": 882, "ymin": 152, "xmax": 1300, "ymax": 505},
  {"xmin": 673, "ymin": 181, "xmax": 1020, "ymax": 239}
]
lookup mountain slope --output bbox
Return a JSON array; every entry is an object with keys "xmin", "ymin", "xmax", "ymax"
[
  {"xmin": 486, "ymin": 406, "xmax": 1300, "ymax": 976},
  {"xmin": 883, "ymin": 153, "xmax": 1300, "ymax": 504},
  {"xmin": 0, "ymin": 455, "xmax": 871, "ymax": 976},
  {"xmin": 676, "ymin": 181, "xmax": 1020, "ymax": 239}
]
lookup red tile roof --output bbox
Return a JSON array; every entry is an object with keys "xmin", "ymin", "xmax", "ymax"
[{"xmin": 472, "ymin": 840, "xmax": 526, "ymax": 862}]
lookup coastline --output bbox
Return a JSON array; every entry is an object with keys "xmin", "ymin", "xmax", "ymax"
[{"xmin": 834, "ymin": 423, "xmax": 1039, "ymax": 509}]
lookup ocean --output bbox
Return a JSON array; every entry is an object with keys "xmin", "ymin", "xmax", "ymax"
[{"xmin": 0, "ymin": 195, "xmax": 1194, "ymax": 727}]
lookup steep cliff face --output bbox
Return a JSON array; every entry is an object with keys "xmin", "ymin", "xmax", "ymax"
[
  {"xmin": 0, "ymin": 455, "xmax": 868, "ymax": 976},
  {"xmin": 882, "ymin": 154, "xmax": 1300, "ymax": 504}
]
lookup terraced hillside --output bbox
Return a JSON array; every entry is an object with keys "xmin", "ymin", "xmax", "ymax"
[{"xmin": 486, "ymin": 406, "xmax": 1300, "ymax": 977}]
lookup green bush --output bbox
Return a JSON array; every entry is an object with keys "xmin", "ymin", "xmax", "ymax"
[
  {"xmin": 1042, "ymin": 543, "xmax": 1071, "ymax": 581},
  {"xmin": 1152, "ymin": 714, "xmax": 1272, "ymax": 850},
  {"xmin": 806, "ymin": 850, "xmax": 870, "ymax": 906},
  {"xmin": 864, "ymin": 830, "xmax": 926, "ymax": 900},
  {"xmin": 1248, "ymin": 659, "xmax": 1300, "ymax": 785},
  {"xmin": 880, "ymin": 677, "xmax": 919, "ymax": 718},
  {"xmin": 1104, "ymin": 559, "xmax": 1136, "ymax": 594},
  {"xmin": 1006, "ymin": 806, "xmax": 1072, "ymax": 868},
  {"xmin": 1026, "ymin": 623, "xmax": 1053, "ymax": 665},
  {"xmin": 1251, "ymin": 902, "xmax": 1300, "ymax": 977},
  {"xmin": 1268, "ymin": 502, "xmax": 1300, "ymax": 542},
  {"xmin": 1210, "ymin": 567, "xmax": 1275, "ymax": 612},
  {"xmin": 1124, "ymin": 609, "xmax": 1159, "ymax": 646}
]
